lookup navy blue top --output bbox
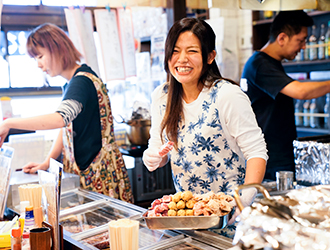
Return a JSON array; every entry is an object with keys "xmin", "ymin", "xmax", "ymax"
[
  {"xmin": 241, "ymin": 51, "xmax": 296, "ymax": 174},
  {"xmin": 62, "ymin": 64, "xmax": 102, "ymax": 171}
]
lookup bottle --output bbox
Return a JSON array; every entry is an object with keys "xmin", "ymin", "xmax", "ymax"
[
  {"xmin": 11, "ymin": 227, "xmax": 22, "ymax": 250},
  {"xmin": 295, "ymin": 49, "xmax": 302, "ymax": 62},
  {"xmin": 299, "ymin": 49, "xmax": 305, "ymax": 61},
  {"xmin": 295, "ymin": 99, "xmax": 303, "ymax": 126},
  {"xmin": 304, "ymin": 28, "xmax": 310, "ymax": 61},
  {"xmin": 324, "ymin": 93, "xmax": 330, "ymax": 129},
  {"xmin": 309, "ymin": 98, "xmax": 319, "ymax": 128},
  {"xmin": 24, "ymin": 206, "xmax": 35, "ymax": 232},
  {"xmin": 309, "ymin": 25, "xmax": 317, "ymax": 60},
  {"xmin": 325, "ymin": 21, "xmax": 330, "ymax": 59},
  {"xmin": 19, "ymin": 201, "xmax": 29, "ymax": 240},
  {"xmin": 303, "ymin": 100, "xmax": 310, "ymax": 127},
  {"xmin": 318, "ymin": 23, "xmax": 326, "ymax": 60}
]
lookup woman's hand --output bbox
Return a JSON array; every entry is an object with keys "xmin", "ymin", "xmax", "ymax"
[
  {"xmin": 143, "ymin": 142, "xmax": 174, "ymax": 172},
  {"xmin": 0, "ymin": 121, "xmax": 10, "ymax": 147},
  {"xmin": 142, "ymin": 148, "xmax": 163, "ymax": 172},
  {"xmin": 23, "ymin": 161, "xmax": 49, "ymax": 174},
  {"xmin": 228, "ymin": 187, "xmax": 257, "ymax": 225}
]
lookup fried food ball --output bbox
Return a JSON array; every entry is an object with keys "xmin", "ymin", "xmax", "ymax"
[
  {"xmin": 185, "ymin": 209, "xmax": 194, "ymax": 216},
  {"xmin": 176, "ymin": 200, "xmax": 186, "ymax": 209},
  {"xmin": 186, "ymin": 199, "xmax": 196, "ymax": 209},
  {"xmin": 168, "ymin": 209, "xmax": 177, "ymax": 216},
  {"xmin": 172, "ymin": 192, "xmax": 182, "ymax": 203},
  {"xmin": 181, "ymin": 191, "xmax": 193, "ymax": 201},
  {"xmin": 168, "ymin": 201, "xmax": 177, "ymax": 211},
  {"xmin": 177, "ymin": 209, "xmax": 186, "ymax": 216}
]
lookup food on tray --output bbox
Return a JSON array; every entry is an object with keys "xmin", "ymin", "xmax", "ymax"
[
  {"xmin": 172, "ymin": 191, "xmax": 182, "ymax": 203},
  {"xmin": 159, "ymin": 141, "xmax": 174, "ymax": 157},
  {"xmin": 64, "ymin": 224, "xmax": 97, "ymax": 234},
  {"xmin": 176, "ymin": 200, "xmax": 186, "ymax": 209},
  {"xmin": 82, "ymin": 231, "xmax": 109, "ymax": 249},
  {"xmin": 147, "ymin": 191, "xmax": 234, "ymax": 217},
  {"xmin": 168, "ymin": 209, "xmax": 177, "ymax": 216}
]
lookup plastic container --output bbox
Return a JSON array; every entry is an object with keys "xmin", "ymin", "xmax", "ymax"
[
  {"xmin": 11, "ymin": 227, "xmax": 22, "ymax": 250},
  {"xmin": 24, "ymin": 206, "xmax": 35, "ymax": 231}
]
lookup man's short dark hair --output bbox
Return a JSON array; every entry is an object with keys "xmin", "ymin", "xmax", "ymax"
[{"xmin": 269, "ymin": 10, "xmax": 314, "ymax": 42}]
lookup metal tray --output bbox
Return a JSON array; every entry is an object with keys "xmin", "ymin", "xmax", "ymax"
[{"xmin": 142, "ymin": 212, "xmax": 229, "ymax": 230}]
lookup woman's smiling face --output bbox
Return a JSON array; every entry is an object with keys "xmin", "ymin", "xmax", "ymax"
[{"xmin": 168, "ymin": 31, "xmax": 204, "ymax": 87}]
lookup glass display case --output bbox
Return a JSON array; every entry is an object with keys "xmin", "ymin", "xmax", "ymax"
[
  {"xmin": 70, "ymin": 223, "xmax": 179, "ymax": 249},
  {"xmin": 60, "ymin": 201, "xmax": 141, "ymax": 235},
  {"xmin": 60, "ymin": 188, "xmax": 103, "ymax": 210},
  {"xmin": 60, "ymin": 189, "xmax": 234, "ymax": 250}
]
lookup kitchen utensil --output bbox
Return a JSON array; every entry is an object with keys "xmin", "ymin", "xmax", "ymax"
[
  {"xmin": 115, "ymin": 115, "xmax": 151, "ymax": 145},
  {"xmin": 125, "ymin": 119, "xmax": 151, "ymax": 145},
  {"xmin": 234, "ymin": 183, "xmax": 296, "ymax": 221},
  {"xmin": 18, "ymin": 184, "xmax": 42, "ymax": 209},
  {"xmin": 108, "ymin": 219, "xmax": 139, "ymax": 250}
]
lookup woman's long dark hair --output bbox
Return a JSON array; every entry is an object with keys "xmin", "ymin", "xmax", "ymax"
[{"xmin": 161, "ymin": 17, "xmax": 237, "ymax": 148}]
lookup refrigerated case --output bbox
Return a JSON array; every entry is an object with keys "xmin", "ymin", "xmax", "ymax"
[{"xmin": 60, "ymin": 188, "xmax": 234, "ymax": 250}]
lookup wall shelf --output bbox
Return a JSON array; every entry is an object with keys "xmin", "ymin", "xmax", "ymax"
[{"xmin": 252, "ymin": 10, "xmax": 330, "ymax": 137}]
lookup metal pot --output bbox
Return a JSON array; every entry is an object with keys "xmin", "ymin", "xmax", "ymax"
[{"xmin": 125, "ymin": 119, "xmax": 151, "ymax": 145}]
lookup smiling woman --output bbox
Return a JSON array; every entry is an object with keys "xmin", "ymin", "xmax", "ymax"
[{"xmin": 142, "ymin": 17, "xmax": 268, "ymax": 238}]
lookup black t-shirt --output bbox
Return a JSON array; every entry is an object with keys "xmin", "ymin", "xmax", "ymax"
[
  {"xmin": 62, "ymin": 64, "xmax": 102, "ymax": 171},
  {"xmin": 241, "ymin": 51, "xmax": 296, "ymax": 168}
]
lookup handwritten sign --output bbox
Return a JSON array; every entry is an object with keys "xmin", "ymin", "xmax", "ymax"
[
  {"xmin": 117, "ymin": 7, "xmax": 137, "ymax": 78},
  {"xmin": 94, "ymin": 9, "xmax": 125, "ymax": 81},
  {"xmin": 64, "ymin": 8, "xmax": 100, "ymax": 76}
]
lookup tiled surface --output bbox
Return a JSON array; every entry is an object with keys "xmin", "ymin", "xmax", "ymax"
[{"xmin": 210, "ymin": 8, "xmax": 253, "ymax": 80}]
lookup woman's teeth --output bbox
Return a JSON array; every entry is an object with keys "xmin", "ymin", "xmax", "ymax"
[{"xmin": 177, "ymin": 67, "xmax": 191, "ymax": 73}]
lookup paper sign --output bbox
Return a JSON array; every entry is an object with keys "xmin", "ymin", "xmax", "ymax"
[
  {"xmin": 64, "ymin": 8, "xmax": 100, "ymax": 76},
  {"xmin": 94, "ymin": 9, "xmax": 125, "ymax": 81},
  {"xmin": 117, "ymin": 7, "xmax": 137, "ymax": 78}
]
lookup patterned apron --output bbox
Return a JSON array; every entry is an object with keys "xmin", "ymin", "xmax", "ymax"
[{"xmin": 62, "ymin": 71, "xmax": 134, "ymax": 203}]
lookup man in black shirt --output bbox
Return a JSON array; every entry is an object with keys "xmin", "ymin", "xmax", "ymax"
[{"xmin": 241, "ymin": 10, "xmax": 330, "ymax": 180}]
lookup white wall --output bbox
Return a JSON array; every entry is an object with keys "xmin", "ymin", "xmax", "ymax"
[{"xmin": 209, "ymin": 8, "xmax": 253, "ymax": 81}]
